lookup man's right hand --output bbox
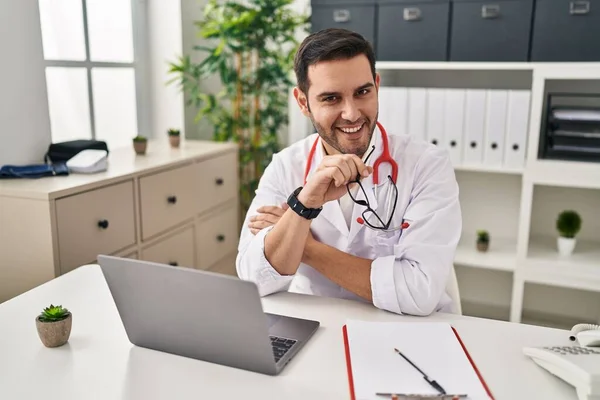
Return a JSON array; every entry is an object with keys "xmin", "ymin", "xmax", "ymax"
[{"xmin": 298, "ymin": 154, "xmax": 373, "ymax": 209}]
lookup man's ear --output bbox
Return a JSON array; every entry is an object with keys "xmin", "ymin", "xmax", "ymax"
[
  {"xmin": 293, "ymin": 87, "xmax": 311, "ymax": 117},
  {"xmin": 375, "ymin": 73, "xmax": 380, "ymax": 91}
]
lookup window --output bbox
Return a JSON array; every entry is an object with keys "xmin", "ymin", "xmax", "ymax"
[{"xmin": 38, "ymin": 0, "xmax": 147, "ymax": 150}]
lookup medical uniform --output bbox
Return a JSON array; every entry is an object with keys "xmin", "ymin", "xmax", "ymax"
[{"xmin": 236, "ymin": 124, "xmax": 462, "ymax": 316}]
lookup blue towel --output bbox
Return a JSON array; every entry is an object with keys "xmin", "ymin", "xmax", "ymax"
[{"xmin": 0, "ymin": 162, "xmax": 69, "ymax": 179}]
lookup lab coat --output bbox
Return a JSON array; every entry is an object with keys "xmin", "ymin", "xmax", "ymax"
[{"xmin": 236, "ymin": 126, "xmax": 462, "ymax": 316}]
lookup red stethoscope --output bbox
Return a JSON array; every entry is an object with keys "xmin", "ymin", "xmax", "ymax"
[
  {"xmin": 303, "ymin": 121, "xmax": 408, "ymax": 230},
  {"xmin": 303, "ymin": 121, "xmax": 398, "ymax": 186}
]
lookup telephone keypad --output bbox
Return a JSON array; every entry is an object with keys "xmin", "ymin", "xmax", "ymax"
[{"xmin": 543, "ymin": 346, "xmax": 600, "ymax": 355}]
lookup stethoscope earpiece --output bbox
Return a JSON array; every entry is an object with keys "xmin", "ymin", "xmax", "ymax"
[{"xmin": 356, "ymin": 217, "xmax": 365, "ymax": 225}]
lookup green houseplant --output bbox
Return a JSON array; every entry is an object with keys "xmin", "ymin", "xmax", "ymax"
[
  {"xmin": 133, "ymin": 135, "xmax": 148, "ymax": 155},
  {"xmin": 168, "ymin": 128, "xmax": 181, "ymax": 148},
  {"xmin": 476, "ymin": 230, "xmax": 490, "ymax": 252},
  {"xmin": 556, "ymin": 210, "xmax": 582, "ymax": 256},
  {"xmin": 36, "ymin": 304, "xmax": 72, "ymax": 347},
  {"xmin": 168, "ymin": 0, "xmax": 309, "ymax": 215}
]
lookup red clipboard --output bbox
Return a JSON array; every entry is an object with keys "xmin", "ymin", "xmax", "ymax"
[{"xmin": 342, "ymin": 325, "xmax": 495, "ymax": 400}]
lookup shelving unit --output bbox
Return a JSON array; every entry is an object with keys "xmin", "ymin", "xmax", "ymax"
[{"xmin": 376, "ymin": 61, "xmax": 600, "ymax": 327}]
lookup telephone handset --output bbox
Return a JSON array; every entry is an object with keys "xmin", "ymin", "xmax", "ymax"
[{"xmin": 523, "ymin": 324, "xmax": 600, "ymax": 400}]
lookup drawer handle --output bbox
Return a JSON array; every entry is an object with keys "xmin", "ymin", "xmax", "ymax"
[
  {"xmin": 215, "ymin": 178, "xmax": 224, "ymax": 186},
  {"xmin": 513, "ymin": 144, "xmax": 519, "ymax": 151},
  {"xmin": 168, "ymin": 261, "xmax": 178, "ymax": 266},
  {"xmin": 333, "ymin": 9, "xmax": 350, "ymax": 23},
  {"xmin": 491, "ymin": 142, "xmax": 498, "ymax": 150},
  {"xmin": 403, "ymin": 7, "xmax": 422, "ymax": 21},
  {"xmin": 216, "ymin": 234, "xmax": 225, "ymax": 242},
  {"xmin": 482, "ymin": 4, "xmax": 500, "ymax": 19},
  {"xmin": 450, "ymin": 140, "xmax": 457, "ymax": 148},
  {"xmin": 570, "ymin": 0, "xmax": 590, "ymax": 15},
  {"xmin": 97, "ymin": 219, "xmax": 109, "ymax": 229},
  {"xmin": 431, "ymin": 139, "xmax": 438, "ymax": 145},
  {"xmin": 167, "ymin": 195, "xmax": 177, "ymax": 204},
  {"xmin": 470, "ymin": 141, "xmax": 477, "ymax": 148}
]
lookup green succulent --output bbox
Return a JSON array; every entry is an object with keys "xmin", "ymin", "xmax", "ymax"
[
  {"xmin": 476, "ymin": 230, "xmax": 490, "ymax": 243},
  {"xmin": 167, "ymin": 129, "xmax": 180, "ymax": 136},
  {"xmin": 38, "ymin": 304, "xmax": 70, "ymax": 322},
  {"xmin": 133, "ymin": 135, "xmax": 147, "ymax": 142},
  {"xmin": 556, "ymin": 210, "xmax": 582, "ymax": 238}
]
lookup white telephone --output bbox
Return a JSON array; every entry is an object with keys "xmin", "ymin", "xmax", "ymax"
[{"xmin": 523, "ymin": 324, "xmax": 600, "ymax": 400}]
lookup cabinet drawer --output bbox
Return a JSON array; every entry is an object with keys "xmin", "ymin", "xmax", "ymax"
[
  {"xmin": 56, "ymin": 180, "xmax": 136, "ymax": 274},
  {"xmin": 196, "ymin": 206, "xmax": 239, "ymax": 270},
  {"xmin": 196, "ymin": 152, "xmax": 238, "ymax": 214},
  {"xmin": 377, "ymin": 0, "xmax": 450, "ymax": 61},
  {"xmin": 139, "ymin": 163, "xmax": 197, "ymax": 240},
  {"xmin": 311, "ymin": 0, "xmax": 377, "ymax": 47},
  {"xmin": 450, "ymin": 0, "xmax": 533, "ymax": 61},
  {"xmin": 141, "ymin": 226, "xmax": 195, "ymax": 268}
]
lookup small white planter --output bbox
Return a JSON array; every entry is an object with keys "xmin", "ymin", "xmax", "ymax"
[{"xmin": 557, "ymin": 237, "xmax": 576, "ymax": 256}]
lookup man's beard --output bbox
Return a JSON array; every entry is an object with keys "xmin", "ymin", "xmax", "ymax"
[{"xmin": 309, "ymin": 114, "xmax": 377, "ymax": 158}]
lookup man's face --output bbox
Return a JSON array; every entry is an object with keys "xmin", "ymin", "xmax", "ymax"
[{"xmin": 294, "ymin": 54, "xmax": 380, "ymax": 157}]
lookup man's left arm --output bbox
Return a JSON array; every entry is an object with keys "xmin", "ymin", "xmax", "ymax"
[{"xmin": 302, "ymin": 147, "xmax": 462, "ymax": 316}]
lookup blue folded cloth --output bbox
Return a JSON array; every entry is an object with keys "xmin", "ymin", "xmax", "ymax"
[{"xmin": 0, "ymin": 162, "xmax": 69, "ymax": 179}]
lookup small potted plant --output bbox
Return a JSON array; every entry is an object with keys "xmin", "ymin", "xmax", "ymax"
[
  {"xmin": 36, "ymin": 304, "xmax": 72, "ymax": 348},
  {"xmin": 476, "ymin": 230, "xmax": 490, "ymax": 252},
  {"xmin": 556, "ymin": 210, "xmax": 582, "ymax": 256},
  {"xmin": 168, "ymin": 128, "xmax": 181, "ymax": 148},
  {"xmin": 133, "ymin": 135, "xmax": 147, "ymax": 155}
]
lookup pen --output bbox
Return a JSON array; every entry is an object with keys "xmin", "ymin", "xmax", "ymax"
[{"xmin": 394, "ymin": 348, "xmax": 447, "ymax": 395}]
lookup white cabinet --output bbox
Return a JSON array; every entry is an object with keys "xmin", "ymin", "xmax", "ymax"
[{"xmin": 0, "ymin": 140, "xmax": 239, "ymax": 303}]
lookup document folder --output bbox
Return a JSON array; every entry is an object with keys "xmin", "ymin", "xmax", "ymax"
[{"xmin": 342, "ymin": 320, "xmax": 494, "ymax": 400}]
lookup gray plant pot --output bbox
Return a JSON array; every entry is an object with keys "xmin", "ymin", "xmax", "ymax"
[{"xmin": 36, "ymin": 313, "xmax": 72, "ymax": 348}]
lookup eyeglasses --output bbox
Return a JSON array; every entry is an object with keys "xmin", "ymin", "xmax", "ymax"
[{"xmin": 346, "ymin": 145, "xmax": 399, "ymax": 231}]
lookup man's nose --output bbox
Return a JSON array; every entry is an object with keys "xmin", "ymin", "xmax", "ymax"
[{"xmin": 340, "ymin": 99, "xmax": 361, "ymax": 123}]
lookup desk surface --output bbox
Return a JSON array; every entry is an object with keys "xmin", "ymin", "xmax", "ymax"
[{"xmin": 0, "ymin": 265, "xmax": 576, "ymax": 400}]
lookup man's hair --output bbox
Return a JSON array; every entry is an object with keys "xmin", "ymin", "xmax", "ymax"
[{"xmin": 293, "ymin": 28, "xmax": 376, "ymax": 95}]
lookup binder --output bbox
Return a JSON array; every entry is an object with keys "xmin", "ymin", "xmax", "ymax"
[
  {"xmin": 342, "ymin": 320, "xmax": 494, "ymax": 400},
  {"xmin": 463, "ymin": 90, "xmax": 486, "ymax": 165},
  {"xmin": 426, "ymin": 88, "xmax": 446, "ymax": 147},
  {"xmin": 504, "ymin": 90, "xmax": 531, "ymax": 169},
  {"xmin": 444, "ymin": 89, "xmax": 466, "ymax": 166},
  {"xmin": 379, "ymin": 87, "xmax": 409, "ymax": 136},
  {"xmin": 408, "ymin": 88, "xmax": 427, "ymax": 142},
  {"xmin": 484, "ymin": 90, "xmax": 508, "ymax": 166}
]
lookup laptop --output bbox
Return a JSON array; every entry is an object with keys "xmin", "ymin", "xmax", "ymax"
[{"xmin": 98, "ymin": 255, "xmax": 320, "ymax": 375}]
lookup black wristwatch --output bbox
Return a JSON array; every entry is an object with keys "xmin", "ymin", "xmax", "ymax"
[{"xmin": 287, "ymin": 187, "xmax": 322, "ymax": 220}]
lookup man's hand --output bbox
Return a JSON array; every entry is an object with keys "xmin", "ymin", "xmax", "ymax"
[
  {"xmin": 299, "ymin": 154, "xmax": 373, "ymax": 209},
  {"xmin": 248, "ymin": 203, "xmax": 289, "ymax": 235}
]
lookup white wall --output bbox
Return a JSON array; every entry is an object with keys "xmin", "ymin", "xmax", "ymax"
[
  {"xmin": 0, "ymin": 1, "xmax": 52, "ymax": 165},
  {"xmin": 147, "ymin": 0, "xmax": 185, "ymax": 140}
]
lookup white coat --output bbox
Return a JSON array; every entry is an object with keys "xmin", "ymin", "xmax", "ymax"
[{"xmin": 236, "ymin": 125, "xmax": 462, "ymax": 316}]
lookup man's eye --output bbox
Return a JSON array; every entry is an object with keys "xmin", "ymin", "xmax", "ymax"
[
  {"xmin": 357, "ymin": 89, "xmax": 370, "ymax": 96},
  {"xmin": 323, "ymin": 96, "xmax": 337, "ymax": 102}
]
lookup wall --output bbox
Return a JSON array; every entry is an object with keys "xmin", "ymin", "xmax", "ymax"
[{"xmin": 0, "ymin": 1, "xmax": 52, "ymax": 165}]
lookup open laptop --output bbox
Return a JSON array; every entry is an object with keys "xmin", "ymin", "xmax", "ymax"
[{"xmin": 98, "ymin": 255, "xmax": 320, "ymax": 375}]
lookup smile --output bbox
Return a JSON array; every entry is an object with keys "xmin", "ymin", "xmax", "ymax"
[{"xmin": 338, "ymin": 123, "xmax": 364, "ymax": 133}]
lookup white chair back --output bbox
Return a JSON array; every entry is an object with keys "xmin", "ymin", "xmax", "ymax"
[{"xmin": 446, "ymin": 265, "xmax": 462, "ymax": 315}]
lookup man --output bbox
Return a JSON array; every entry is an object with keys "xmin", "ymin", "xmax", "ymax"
[{"xmin": 236, "ymin": 28, "xmax": 461, "ymax": 316}]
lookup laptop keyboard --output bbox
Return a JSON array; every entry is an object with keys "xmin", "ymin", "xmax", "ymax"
[{"xmin": 270, "ymin": 336, "xmax": 297, "ymax": 363}]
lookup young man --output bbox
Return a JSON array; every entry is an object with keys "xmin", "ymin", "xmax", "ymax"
[{"xmin": 236, "ymin": 28, "xmax": 462, "ymax": 316}]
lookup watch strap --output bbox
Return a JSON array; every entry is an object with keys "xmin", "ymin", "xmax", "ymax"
[{"xmin": 287, "ymin": 187, "xmax": 322, "ymax": 220}]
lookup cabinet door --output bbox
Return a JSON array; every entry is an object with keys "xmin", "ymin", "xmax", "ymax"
[
  {"xmin": 141, "ymin": 226, "xmax": 195, "ymax": 268},
  {"xmin": 311, "ymin": 4, "xmax": 376, "ymax": 46},
  {"xmin": 195, "ymin": 152, "xmax": 238, "ymax": 215},
  {"xmin": 56, "ymin": 180, "xmax": 136, "ymax": 274}
]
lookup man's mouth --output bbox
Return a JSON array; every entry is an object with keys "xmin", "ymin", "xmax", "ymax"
[{"xmin": 337, "ymin": 122, "xmax": 365, "ymax": 133}]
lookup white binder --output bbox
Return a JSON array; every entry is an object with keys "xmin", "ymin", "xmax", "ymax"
[
  {"xmin": 484, "ymin": 90, "xmax": 508, "ymax": 166},
  {"xmin": 504, "ymin": 90, "xmax": 531, "ymax": 169},
  {"xmin": 378, "ymin": 87, "xmax": 408, "ymax": 136},
  {"xmin": 443, "ymin": 89, "xmax": 466, "ymax": 166},
  {"xmin": 408, "ymin": 88, "xmax": 427, "ymax": 142},
  {"xmin": 463, "ymin": 90, "xmax": 487, "ymax": 165},
  {"xmin": 425, "ymin": 88, "xmax": 445, "ymax": 147}
]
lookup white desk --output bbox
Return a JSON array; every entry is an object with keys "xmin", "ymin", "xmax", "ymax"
[{"xmin": 0, "ymin": 265, "xmax": 577, "ymax": 400}]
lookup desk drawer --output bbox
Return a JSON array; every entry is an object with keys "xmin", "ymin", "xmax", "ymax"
[
  {"xmin": 139, "ymin": 163, "xmax": 197, "ymax": 240},
  {"xmin": 196, "ymin": 152, "xmax": 237, "ymax": 214},
  {"xmin": 196, "ymin": 206, "xmax": 238, "ymax": 270},
  {"xmin": 56, "ymin": 180, "xmax": 136, "ymax": 274},
  {"xmin": 141, "ymin": 226, "xmax": 195, "ymax": 268}
]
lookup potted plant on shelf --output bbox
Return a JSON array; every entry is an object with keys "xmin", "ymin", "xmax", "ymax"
[
  {"xmin": 36, "ymin": 304, "xmax": 72, "ymax": 348},
  {"xmin": 168, "ymin": 128, "xmax": 180, "ymax": 148},
  {"xmin": 556, "ymin": 210, "xmax": 582, "ymax": 256},
  {"xmin": 476, "ymin": 230, "xmax": 490, "ymax": 252},
  {"xmin": 133, "ymin": 135, "xmax": 147, "ymax": 155}
]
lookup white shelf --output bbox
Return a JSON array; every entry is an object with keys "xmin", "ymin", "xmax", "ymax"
[
  {"xmin": 454, "ymin": 164, "xmax": 523, "ymax": 175},
  {"xmin": 454, "ymin": 236, "xmax": 517, "ymax": 272},
  {"xmin": 526, "ymin": 160, "xmax": 600, "ymax": 190},
  {"xmin": 520, "ymin": 237, "xmax": 600, "ymax": 292},
  {"xmin": 375, "ymin": 61, "xmax": 600, "ymax": 71}
]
